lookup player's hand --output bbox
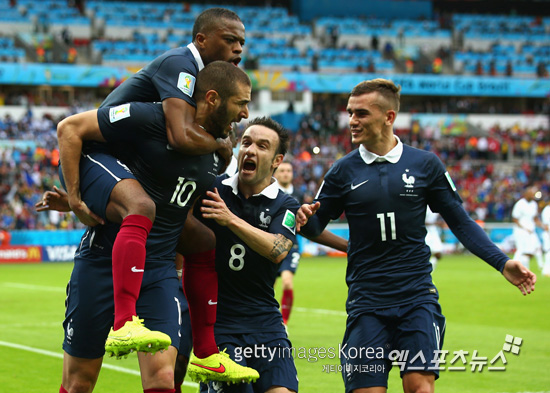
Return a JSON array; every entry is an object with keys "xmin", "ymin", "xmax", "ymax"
[
  {"xmin": 296, "ymin": 202, "xmax": 320, "ymax": 232},
  {"xmin": 502, "ymin": 259, "xmax": 536, "ymax": 295},
  {"xmin": 35, "ymin": 186, "xmax": 71, "ymax": 212},
  {"xmin": 68, "ymin": 195, "xmax": 105, "ymax": 226},
  {"xmin": 201, "ymin": 188, "xmax": 234, "ymax": 226},
  {"xmin": 216, "ymin": 136, "xmax": 233, "ymax": 172}
]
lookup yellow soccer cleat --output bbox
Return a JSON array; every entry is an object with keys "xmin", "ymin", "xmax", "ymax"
[
  {"xmin": 105, "ymin": 315, "xmax": 171, "ymax": 359},
  {"xmin": 187, "ymin": 349, "xmax": 260, "ymax": 384}
]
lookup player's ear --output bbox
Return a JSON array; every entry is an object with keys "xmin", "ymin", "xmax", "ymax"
[
  {"xmin": 385, "ymin": 109, "xmax": 397, "ymax": 126},
  {"xmin": 194, "ymin": 32, "xmax": 207, "ymax": 49},
  {"xmin": 272, "ymin": 153, "xmax": 284, "ymax": 170},
  {"xmin": 205, "ymin": 90, "xmax": 220, "ymax": 107}
]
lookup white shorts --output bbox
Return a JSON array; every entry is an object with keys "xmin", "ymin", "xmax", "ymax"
[{"xmin": 514, "ymin": 228, "xmax": 541, "ymax": 255}]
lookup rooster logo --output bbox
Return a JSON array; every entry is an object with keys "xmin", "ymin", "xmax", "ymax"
[
  {"xmin": 402, "ymin": 170, "xmax": 415, "ymax": 188},
  {"xmin": 259, "ymin": 211, "xmax": 271, "ymax": 228}
]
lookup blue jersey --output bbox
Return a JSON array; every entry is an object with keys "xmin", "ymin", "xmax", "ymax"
[
  {"xmin": 305, "ymin": 141, "xmax": 508, "ymax": 314},
  {"xmin": 100, "ymin": 44, "xmax": 202, "ymax": 109},
  {"xmin": 94, "ymin": 102, "xmax": 221, "ymax": 262},
  {"xmin": 203, "ymin": 174, "xmax": 300, "ymax": 335}
]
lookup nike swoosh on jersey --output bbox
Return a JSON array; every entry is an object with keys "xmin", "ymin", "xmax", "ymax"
[
  {"xmin": 208, "ymin": 300, "xmax": 218, "ymax": 305},
  {"xmin": 190, "ymin": 362, "xmax": 226, "ymax": 373},
  {"xmin": 350, "ymin": 180, "xmax": 369, "ymax": 190},
  {"xmin": 131, "ymin": 266, "xmax": 144, "ymax": 273}
]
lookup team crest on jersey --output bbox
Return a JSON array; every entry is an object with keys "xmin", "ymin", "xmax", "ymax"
[
  {"xmin": 400, "ymin": 169, "xmax": 418, "ymax": 197},
  {"xmin": 177, "ymin": 72, "xmax": 195, "ymax": 97},
  {"xmin": 109, "ymin": 103, "xmax": 131, "ymax": 123},
  {"xmin": 259, "ymin": 210, "xmax": 271, "ymax": 228},
  {"xmin": 282, "ymin": 209, "xmax": 296, "ymax": 235}
]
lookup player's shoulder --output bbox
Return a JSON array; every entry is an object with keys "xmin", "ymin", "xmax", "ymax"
[
  {"xmin": 327, "ymin": 149, "xmax": 362, "ymax": 173},
  {"xmin": 145, "ymin": 46, "xmax": 198, "ymax": 73}
]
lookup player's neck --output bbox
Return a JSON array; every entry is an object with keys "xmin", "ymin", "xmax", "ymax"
[
  {"xmin": 362, "ymin": 134, "xmax": 397, "ymax": 157},
  {"xmin": 239, "ymin": 177, "xmax": 273, "ymax": 199}
]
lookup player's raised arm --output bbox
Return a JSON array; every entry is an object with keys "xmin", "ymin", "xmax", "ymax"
[
  {"xmin": 162, "ymin": 98, "xmax": 233, "ymax": 165},
  {"xmin": 57, "ymin": 110, "xmax": 106, "ymax": 226},
  {"xmin": 201, "ymin": 188, "xmax": 293, "ymax": 264}
]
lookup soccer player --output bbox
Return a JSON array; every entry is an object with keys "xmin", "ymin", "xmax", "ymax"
[
  {"xmin": 511, "ymin": 185, "xmax": 544, "ymax": 270},
  {"xmin": 273, "ymin": 161, "xmax": 302, "ymax": 325},
  {"xmin": 195, "ymin": 117, "xmax": 300, "ymax": 392},
  {"xmin": 425, "ymin": 206, "xmax": 444, "ymax": 271},
  {"xmin": 52, "ymin": 62, "xmax": 258, "ymax": 393},
  {"xmin": 297, "ymin": 78, "xmax": 536, "ymax": 393},
  {"xmin": 60, "ymin": 7, "xmax": 249, "ymax": 373}
]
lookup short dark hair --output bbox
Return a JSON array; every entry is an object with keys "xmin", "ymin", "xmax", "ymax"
[
  {"xmin": 350, "ymin": 78, "xmax": 401, "ymax": 112},
  {"xmin": 192, "ymin": 8, "xmax": 242, "ymax": 41},
  {"xmin": 194, "ymin": 61, "xmax": 251, "ymax": 101},
  {"xmin": 245, "ymin": 117, "xmax": 289, "ymax": 157}
]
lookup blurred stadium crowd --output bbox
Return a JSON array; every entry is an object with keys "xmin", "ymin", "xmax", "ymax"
[{"xmin": 1, "ymin": 0, "xmax": 550, "ymax": 232}]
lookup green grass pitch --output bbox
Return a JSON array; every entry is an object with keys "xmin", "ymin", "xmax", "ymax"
[{"xmin": 1, "ymin": 254, "xmax": 548, "ymax": 392}]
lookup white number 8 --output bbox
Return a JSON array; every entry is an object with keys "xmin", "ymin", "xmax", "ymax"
[{"xmin": 229, "ymin": 244, "xmax": 246, "ymax": 271}]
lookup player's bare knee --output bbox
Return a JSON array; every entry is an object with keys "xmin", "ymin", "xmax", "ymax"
[
  {"xmin": 64, "ymin": 379, "xmax": 95, "ymax": 393},
  {"xmin": 130, "ymin": 196, "xmax": 156, "ymax": 221}
]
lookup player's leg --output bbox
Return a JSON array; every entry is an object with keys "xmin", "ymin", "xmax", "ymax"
[
  {"xmin": 341, "ymin": 312, "xmax": 392, "ymax": 393},
  {"xmin": 138, "ymin": 346, "xmax": 178, "ymax": 391},
  {"xmin": 175, "ymin": 274, "xmax": 192, "ymax": 393},
  {"xmin": 395, "ymin": 302, "xmax": 445, "ymax": 393},
  {"xmin": 106, "ymin": 178, "xmax": 155, "ymax": 332},
  {"xmin": 177, "ymin": 213, "xmax": 218, "ymax": 357},
  {"xmin": 513, "ymin": 230, "xmax": 532, "ymax": 269},
  {"xmin": 136, "ymin": 271, "xmax": 184, "ymax": 392},
  {"xmin": 68, "ymin": 151, "xmax": 162, "ymax": 356},
  {"xmin": 178, "ymin": 214, "xmax": 259, "ymax": 383},
  {"xmin": 279, "ymin": 246, "xmax": 299, "ymax": 325},
  {"xmin": 251, "ymin": 336, "xmax": 298, "ymax": 393},
  {"xmin": 61, "ymin": 353, "xmax": 103, "ymax": 393},
  {"xmin": 61, "ymin": 253, "xmax": 114, "ymax": 393},
  {"xmin": 280, "ymin": 270, "xmax": 294, "ymax": 325},
  {"xmin": 402, "ymin": 372, "xmax": 435, "ymax": 393}
]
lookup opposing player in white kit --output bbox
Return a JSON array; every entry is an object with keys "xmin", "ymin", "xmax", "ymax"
[
  {"xmin": 511, "ymin": 186, "xmax": 543, "ymax": 269},
  {"xmin": 425, "ymin": 206, "xmax": 444, "ymax": 271}
]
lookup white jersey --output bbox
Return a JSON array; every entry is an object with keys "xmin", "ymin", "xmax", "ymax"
[
  {"xmin": 512, "ymin": 198, "xmax": 538, "ymax": 232},
  {"xmin": 512, "ymin": 197, "xmax": 541, "ymax": 255}
]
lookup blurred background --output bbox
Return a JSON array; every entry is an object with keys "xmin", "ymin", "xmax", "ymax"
[{"xmin": 0, "ymin": 0, "xmax": 549, "ymax": 261}]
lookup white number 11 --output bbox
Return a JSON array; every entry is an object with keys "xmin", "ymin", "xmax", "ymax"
[{"xmin": 377, "ymin": 212, "xmax": 396, "ymax": 241}]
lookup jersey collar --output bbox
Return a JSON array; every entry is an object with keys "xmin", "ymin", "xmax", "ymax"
[
  {"xmin": 222, "ymin": 174, "xmax": 280, "ymax": 199},
  {"xmin": 359, "ymin": 135, "xmax": 403, "ymax": 164},
  {"xmin": 187, "ymin": 43, "xmax": 205, "ymax": 71}
]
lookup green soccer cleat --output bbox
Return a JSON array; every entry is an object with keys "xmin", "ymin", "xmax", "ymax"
[
  {"xmin": 105, "ymin": 315, "xmax": 171, "ymax": 359},
  {"xmin": 187, "ymin": 349, "xmax": 260, "ymax": 384}
]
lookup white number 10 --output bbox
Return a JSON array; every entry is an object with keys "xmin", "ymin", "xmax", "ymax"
[{"xmin": 376, "ymin": 212, "xmax": 396, "ymax": 241}]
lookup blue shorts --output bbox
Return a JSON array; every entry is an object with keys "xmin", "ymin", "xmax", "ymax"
[
  {"xmin": 278, "ymin": 245, "xmax": 300, "ymax": 275},
  {"xmin": 200, "ymin": 333, "xmax": 298, "ymax": 393},
  {"xmin": 59, "ymin": 149, "xmax": 136, "ymax": 221},
  {"xmin": 62, "ymin": 254, "xmax": 183, "ymax": 359},
  {"xmin": 341, "ymin": 302, "xmax": 446, "ymax": 392},
  {"xmin": 177, "ymin": 284, "xmax": 193, "ymax": 359}
]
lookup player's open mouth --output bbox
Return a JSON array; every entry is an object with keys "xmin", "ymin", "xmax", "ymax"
[
  {"xmin": 231, "ymin": 57, "xmax": 241, "ymax": 66},
  {"xmin": 242, "ymin": 160, "xmax": 256, "ymax": 172}
]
